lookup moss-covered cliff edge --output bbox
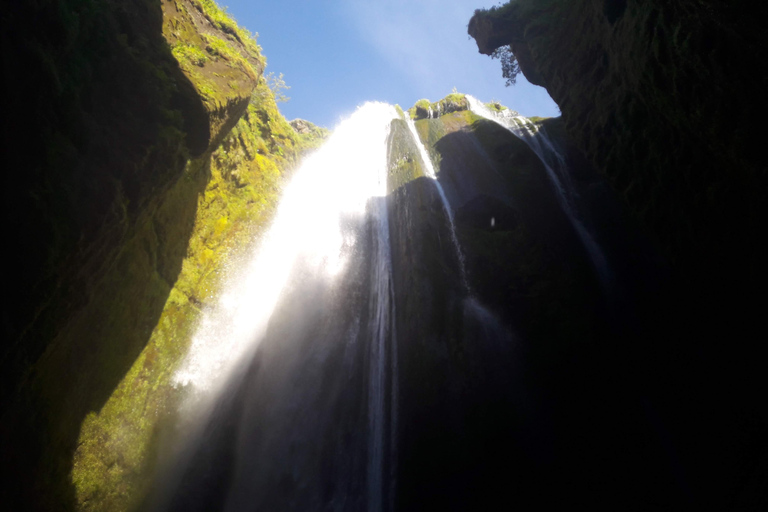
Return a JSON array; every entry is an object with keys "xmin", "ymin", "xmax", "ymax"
[
  {"xmin": 1, "ymin": 1, "xmax": 325, "ymax": 510},
  {"xmin": 469, "ymin": 1, "xmax": 768, "ymax": 508}
]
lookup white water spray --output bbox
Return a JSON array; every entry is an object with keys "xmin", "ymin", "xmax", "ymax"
[
  {"xmin": 172, "ymin": 102, "xmax": 398, "ymax": 397},
  {"xmin": 466, "ymin": 96, "xmax": 612, "ymax": 290},
  {"xmin": 403, "ymin": 115, "xmax": 471, "ymax": 294}
]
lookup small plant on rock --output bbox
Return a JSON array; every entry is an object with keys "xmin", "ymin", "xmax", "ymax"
[
  {"xmin": 266, "ymin": 72, "xmax": 290, "ymax": 103},
  {"xmin": 490, "ymin": 45, "xmax": 521, "ymax": 86}
]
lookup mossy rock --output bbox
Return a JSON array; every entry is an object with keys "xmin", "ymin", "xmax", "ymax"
[
  {"xmin": 387, "ymin": 119, "xmax": 427, "ymax": 192},
  {"xmin": 162, "ymin": 0, "xmax": 264, "ymax": 150},
  {"xmin": 408, "ymin": 93, "xmax": 470, "ymax": 120}
]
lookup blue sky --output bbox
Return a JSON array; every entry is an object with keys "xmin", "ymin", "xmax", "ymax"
[{"xmin": 221, "ymin": 0, "xmax": 559, "ymax": 128}]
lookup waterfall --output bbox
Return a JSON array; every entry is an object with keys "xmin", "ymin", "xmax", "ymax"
[
  {"xmin": 365, "ymin": 118, "xmax": 397, "ymax": 512},
  {"xmin": 403, "ymin": 116, "xmax": 471, "ymax": 294},
  {"xmin": 138, "ymin": 93, "xmax": 680, "ymax": 512},
  {"xmin": 466, "ymin": 96, "xmax": 612, "ymax": 291},
  {"xmin": 157, "ymin": 103, "xmax": 400, "ymax": 512},
  {"xmin": 367, "ymin": 193, "xmax": 392, "ymax": 512}
]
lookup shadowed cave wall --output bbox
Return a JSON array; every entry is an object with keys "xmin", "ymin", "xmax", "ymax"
[{"xmin": 470, "ymin": 0, "xmax": 768, "ymax": 508}]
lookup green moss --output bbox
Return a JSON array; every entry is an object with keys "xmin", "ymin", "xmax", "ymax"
[
  {"xmin": 171, "ymin": 43, "xmax": 208, "ymax": 67},
  {"xmin": 163, "ymin": 0, "xmax": 266, "ymax": 148},
  {"xmin": 408, "ymin": 93, "xmax": 469, "ymax": 120},
  {"xmin": 442, "ymin": 92, "xmax": 466, "ymax": 104},
  {"xmin": 387, "ymin": 119, "xmax": 427, "ymax": 191},
  {"xmin": 485, "ymin": 100, "xmax": 508, "ymax": 112},
  {"xmin": 189, "ymin": 0, "xmax": 261, "ymax": 60}
]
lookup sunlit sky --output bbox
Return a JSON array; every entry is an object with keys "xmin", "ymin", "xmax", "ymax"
[{"xmin": 222, "ymin": 0, "xmax": 559, "ymax": 128}]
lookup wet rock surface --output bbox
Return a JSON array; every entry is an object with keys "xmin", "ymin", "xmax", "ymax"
[{"xmin": 455, "ymin": 194, "xmax": 519, "ymax": 231}]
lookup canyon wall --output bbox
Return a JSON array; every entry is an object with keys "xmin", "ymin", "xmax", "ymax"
[
  {"xmin": 1, "ymin": 1, "xmax": 324, "ymax": 510},
  {"xmin": 470, "ymin": 1, "xmax": 768, "ymax": 507}
]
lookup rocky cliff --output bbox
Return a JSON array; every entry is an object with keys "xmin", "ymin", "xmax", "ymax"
[
  {"xmin": 1, "ymin": 1, "xmax": 325, "ymax": 510},
  {"xmin": 470, "ymin": 1, "xmax": 768, "ymax": 508}
]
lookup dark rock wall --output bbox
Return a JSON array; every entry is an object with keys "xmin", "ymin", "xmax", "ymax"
[
  {"xmin": 2, "ymin": 3, "xmax": 202, "ymax": 506},
  {"xmin": 0, "ymin": 1, "xmax": 281, "ymax": 510},
  {"xmin": 470, "ymin": 0, "xmax": 768, "ymax": 508},
  {"xmin": 471, "ymin": 1, "xmax": 768, "ymax": 276},
  {"xmin": 388, "ymin": 107, "xmax": 650, "ymax": 509},
  {"xmin": 2, "ymin": 0, "xmax": 197, "ymax": 405}
]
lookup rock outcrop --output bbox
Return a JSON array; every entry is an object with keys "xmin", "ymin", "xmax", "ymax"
[
  {"xmin": 408, "ymin": 93, "xmax": 469, "ymax": 120},
  {"xmin": 290, "ymin": 118, "xmax": 330, "ymax": 147},
  {"xmin": 290, "ymin": 118, "xmax": 314, "ymax": 134}
]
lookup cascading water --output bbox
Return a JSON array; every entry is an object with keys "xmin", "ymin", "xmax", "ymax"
[
  {"xmin": 403, "ymin": 115, "xmax": 471, "ymax": 294},
  {"xmin": 151, "ymin": 98, "xmax": 533, "ymax": 512},
  {"xmin": 466, "ymin": 96, "xmax": 612, "ymax": 290},
  {"xmin": 173, "ymin": 104, "xmax": 394, "ymax": 395},
  {"xmin": 155, "ymin": 103, "xmax": 400, "ymax": 512}
]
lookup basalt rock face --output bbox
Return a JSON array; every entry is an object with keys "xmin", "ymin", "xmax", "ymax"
[
  {"xmin": 470, "ymin": 1, "xmax": 768, "ymax": 508},
  {"xmin": 0, "ymin": 1, "xmax": 320, "ymax": 510}
]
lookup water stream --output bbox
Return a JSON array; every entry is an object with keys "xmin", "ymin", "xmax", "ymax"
[
  {"xmin": 466, "ymin": 96, "xmax": 612, "ymax": 291},
  {"xmin": 403, "ymin": 115, "xmax": 471, "ymax": 294}
]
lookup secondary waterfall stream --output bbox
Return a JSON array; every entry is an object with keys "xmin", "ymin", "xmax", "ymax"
[
  {"xmin": 403, "ymin": 116, "xmax": 471, "ymax": 293},
  {"xmin": 466, "ymin": 96, "xmax": 612, "ymax": 290}
]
